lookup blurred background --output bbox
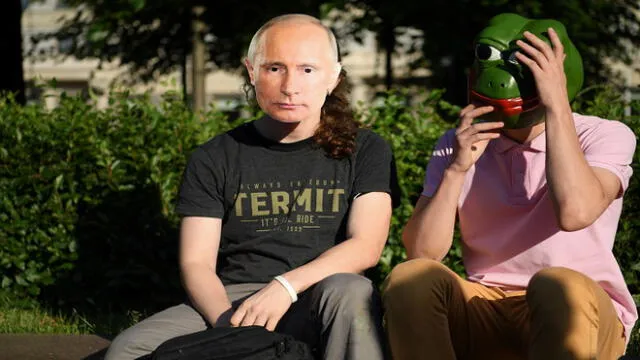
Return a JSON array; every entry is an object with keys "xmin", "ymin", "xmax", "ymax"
[
  {"xmin": 0, "ymin": 0, "xmax": 639, "ymax": 356},
  {"xmin": 3, "ymin": 0, "xmax": 639, "ymax": 112}
]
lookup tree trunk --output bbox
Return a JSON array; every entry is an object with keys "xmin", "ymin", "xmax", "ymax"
[
  {"xmin": 0, "ymin": 0, "xmax": 26, "ymax": 104},
  {"xmin": 381, "ymin": 19, "xmax": 395, "ymax": 91},
  {"xmin": 191, "ymin": 5, "xmax": 206, "ymax": 112}
]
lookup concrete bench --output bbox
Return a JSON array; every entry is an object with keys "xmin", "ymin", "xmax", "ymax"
[{"xmin": 0, "ymin": 334, "xmax": 110, "ymax": 360}]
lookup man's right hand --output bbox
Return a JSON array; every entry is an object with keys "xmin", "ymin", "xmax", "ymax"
[{"xmin": 448, "ymin": 104, "xmax": 503, "ymax": 173}]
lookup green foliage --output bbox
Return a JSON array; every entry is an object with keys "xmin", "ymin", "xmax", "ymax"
[
  {"xmin": 357, "ymin": 90, "xmax": 463, "ymax": 284},
  {"xmin": 0, "ymin": 90, "xmax": 239, "ymax": 312}
]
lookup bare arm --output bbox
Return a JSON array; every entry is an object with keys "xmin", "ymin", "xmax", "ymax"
[
  {"xmin": 545, "ymin": 111, "xmax": 621, "ymax": 231},
  {"xmin": 516, "ymin": 29, "xmax": 622, "ymax": 231},
  {"xmin": 179, "ymin": 216, "xmax": 231, "ymax": 326},
  {"xmin": 402, "ymin": 105, "xmax": 503, "ymax": 260},
  {"xmin": 284, "ymin": 191, "xmax": 393, "ymax": 293},
  {"xmin": 402, "ymin": 170, "xmax": 465, "ymax": 260}
]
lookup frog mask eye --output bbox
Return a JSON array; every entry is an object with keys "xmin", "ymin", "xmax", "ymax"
[{"xmin": 475, "ymin": 44, "xmax": 501, "ymax": 61}]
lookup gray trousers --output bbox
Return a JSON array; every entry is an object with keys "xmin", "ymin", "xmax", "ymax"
[{"xmin": 105, "ymin": 273, "xmax": 388, "ymax": 360}]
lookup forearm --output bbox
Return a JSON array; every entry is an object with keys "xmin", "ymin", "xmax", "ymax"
[
  {"xmin": 403, "ymin": 168, "xmax": 466, "ymax": 260},
  {"xmin": 283, "ymin": 236, "xmax": 384, "ymax": 294},
  {"xmin": 545, "ymin": 107, "xmax": 608, "ymax": 230},
  {"xmin": 181, "ymin": 263, "xmax": 232, "ymax": 326}
]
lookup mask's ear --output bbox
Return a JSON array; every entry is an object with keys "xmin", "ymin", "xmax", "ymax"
[
  {"xmin": 244, "ymin": 58, "xmax": 256, "ymax": 86},
  {"xmin": 328, "ymin": 62, "xmax": 342, "ymax": 95}
]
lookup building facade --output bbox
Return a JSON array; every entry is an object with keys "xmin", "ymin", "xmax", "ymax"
[{"xmin": 22, "ymin": 0, "xmax": 639, "ymax": 113}]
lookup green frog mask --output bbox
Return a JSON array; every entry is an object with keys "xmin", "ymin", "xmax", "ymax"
[{"xmin": 469, "ymin": 13, "xmax": 583, "ymax": 128}]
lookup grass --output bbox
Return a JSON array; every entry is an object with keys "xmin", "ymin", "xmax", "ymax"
[
  {"xmin": 0, "ymin": 305, "xmax": 86, "ymax": 334},
  {"xmin": 0, "ymin": 293, "xmax": 143, "ymax": 337}
]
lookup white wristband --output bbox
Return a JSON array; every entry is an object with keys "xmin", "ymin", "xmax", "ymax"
[{"xmin": 274, "ymin": 275, "xmax": 298, "ymax": 303}]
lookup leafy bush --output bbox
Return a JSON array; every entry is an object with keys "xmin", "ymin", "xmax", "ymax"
[
  {"xmin": 0, "ymin": 86, "xmax": 638, "ymax": 318},
  {"xmin": 0, "ymin": 91, "xmax": 238, "ymax": 312},
  {"xmin": 357, "ymin": 90, "xmax": 462, "ymax": 284}
]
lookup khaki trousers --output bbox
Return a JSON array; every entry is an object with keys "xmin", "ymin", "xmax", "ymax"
[{"xmin": 382, "ymin": 259, "xmax": 626, "ymax": 360}]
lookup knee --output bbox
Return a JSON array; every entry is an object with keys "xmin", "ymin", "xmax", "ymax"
[
  {"xmin": 315, "ymin": 273, "xmax": 376, "ymax": 308},
  {"xmin": 527, "ymin": 267, "xmax": 593, "ymax": 305},
  {"xmin": 105, "ymin": 329, "xmax": 149, "ymax": 360},
  {"xmin": 382, "ymin": 259, "xmax": 454, "ymax": 307}
]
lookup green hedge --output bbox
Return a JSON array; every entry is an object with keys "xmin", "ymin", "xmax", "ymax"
[
  {"xmin": 1, "ymin": 88, "xmax": 638, "ymax": 315},
  {"xmin": 0, "ymin": 91, "xmax": 242, "ymax": 311}
]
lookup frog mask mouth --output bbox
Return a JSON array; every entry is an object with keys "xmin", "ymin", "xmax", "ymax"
[{"xmin": 469, "ymin": 13, "xmax": 583, "ymax": 128}]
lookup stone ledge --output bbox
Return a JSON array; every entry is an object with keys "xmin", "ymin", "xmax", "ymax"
[{"xmin": 0, "ymin": 334, "xmax": 110, "ymax": 360}]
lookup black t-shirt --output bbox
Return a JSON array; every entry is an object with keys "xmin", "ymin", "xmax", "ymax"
[{"xmin": 176, "ymin": 121, "xmax": 399, "ymax": 285}]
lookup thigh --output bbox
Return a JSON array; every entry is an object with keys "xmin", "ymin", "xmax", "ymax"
[
  {"xmin": 450, "ymin": 279, "xmax": 527, "ymax": 359},
  {"xmin": 593, "ymin": 281, "xmax": 626, "ymax": 357},
  {"xmin": 225, "ymin": 283, "xmax": 266, "ymax": 305},
  {"xmin": 526, "ymin": 267, "xmax": 626, "ymax": 359},
  {"xmin": 105, "ymin": 304, "xmax": 209, "ymax": 360},
  {"xmin": 275, "ymin": 274, "xmax": 380, "ymax": 351},
  {"xmin": 106, "ymin": 283, "xmax": 267, "ymax": 360}
]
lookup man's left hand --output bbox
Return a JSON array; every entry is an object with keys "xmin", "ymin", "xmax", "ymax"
[
  {"xmin": 229, "ymin": 279, "xmax": 293, "ymax": 331},
  {"xmin": 515, "ymin": 28, "xmax": 570, "ymax": 113}
]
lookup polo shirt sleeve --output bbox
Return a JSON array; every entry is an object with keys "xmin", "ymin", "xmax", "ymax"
[
  {"xmin": 422, "ymin": 129, "xmax": 456, "ymax": 197},
  {"xmin": 582, "ymin": 120, "xmax": 636, "ymax": 194}
]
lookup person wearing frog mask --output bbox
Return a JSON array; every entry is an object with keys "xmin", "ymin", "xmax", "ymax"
[{"xmin": 382, "ymin": 13, "xmax": 637, "ymax": 360}]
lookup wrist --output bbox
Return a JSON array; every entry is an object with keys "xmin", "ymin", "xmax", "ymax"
[
  {"xmin": 213, "ymin": 307, "xmax": 233, "ymax": 326},
  {"xmin": 444, "ymin": 166, "xmax": 469, "ymax": 178},
  {"xmin": 274, "ymin": 275, "xmax": 298, "ymax": 303},
  {"xmin": 544, "ymin": 102, "xmax": 572, "ymax": 120}
]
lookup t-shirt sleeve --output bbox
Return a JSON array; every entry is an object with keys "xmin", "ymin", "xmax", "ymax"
[
  {"xmin": 354, "ymin": 131, "xmax": 401, "ymax": 207},
  {"xmin": 175, "ymin": 145, "xmax": 226, "ymax": 218},
  {"xmin": 422, "ymin": 129, "xmax": 456, "ymax": 197},
  {"xmin": 582, "ymin": 120, "xmax": 636, "ymax": 194}
]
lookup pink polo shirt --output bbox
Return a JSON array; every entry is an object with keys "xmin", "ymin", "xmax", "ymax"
[{"xmin": 422, "ymin": 113, "xmax": 637, "ymax": 343}]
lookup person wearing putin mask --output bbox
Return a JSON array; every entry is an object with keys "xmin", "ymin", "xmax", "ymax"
[{"xmin": 105, "ymin": 13, "xmax": 398, "ymax": 360}]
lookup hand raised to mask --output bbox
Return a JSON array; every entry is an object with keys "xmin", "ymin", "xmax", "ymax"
[
  {"xmin": 448, "ymin": 104, "xmax": 503, "ymax": 173},
  {"xmin": 515, "ymin": 28, "xmax": 570, "ymax": 113}
]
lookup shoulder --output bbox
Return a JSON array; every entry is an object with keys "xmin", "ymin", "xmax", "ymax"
[
  {"xmin": 187, "ymin": 122, "xmax": 254, "ymax": 168},
  {"xmin": 354, "ymin": 128, "xmax": 392, "ymax": 154},
  {"xmin": 356, "ymin": 128, "xmax": 388, "ymax": 145},
  {"xmin": 432, "ymin": 128, "xmax": 457, "ymax": 153},
  {"xmin": 196, "ymin": 122, "xmax": 254, "ymax": 156},
  {"xmin": 440, "ymin": 128, "xmax": 457, "ymax": 142},
  {"xmin": 573, "ymin": 113, "xmax": 636, "ymax": 149}
]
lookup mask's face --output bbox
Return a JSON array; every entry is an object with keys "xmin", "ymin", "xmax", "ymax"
[
  {"xmin": 245, "ymin": 22, "xmax": 340, "ymax": 126},
  {"xmin": 469, "ymin": 13, "xmax": 583, "ymax": 128}
]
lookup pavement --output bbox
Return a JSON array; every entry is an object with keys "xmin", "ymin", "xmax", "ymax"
[
  {"xmin": 1, "ymin": 333, "xmax": 639, "ymax": 360},
  {"xmin": 0, "ymin": 334, "xmax": 110, "ymax": 360}
]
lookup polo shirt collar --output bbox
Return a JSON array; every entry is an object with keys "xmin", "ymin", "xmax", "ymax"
[{"xmin": 492, "ymin": 130, "xmax": 546, "ymax": 153}]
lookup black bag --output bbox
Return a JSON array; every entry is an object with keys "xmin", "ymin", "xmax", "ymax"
[{"xmin": 140, "ymin": 326, "xmax": 314, "ymax": 360}]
